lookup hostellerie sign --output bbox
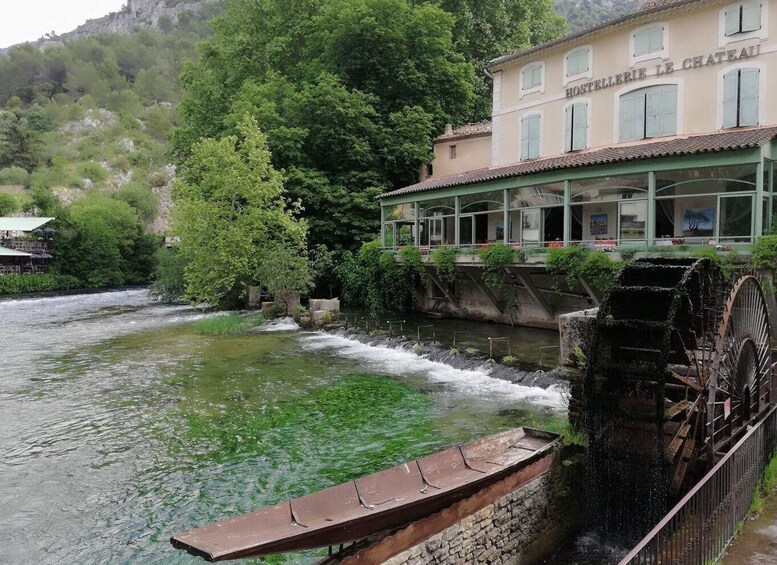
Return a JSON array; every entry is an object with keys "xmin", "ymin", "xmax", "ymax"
[{"xmin": 565, "ymin": 44, "xmax": 762, "ymax": 98}]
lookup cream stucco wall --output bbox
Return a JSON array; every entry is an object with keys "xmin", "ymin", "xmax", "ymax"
[
  {"xmin": 430, "ymin": 135, "xmax": 492, "ymax": 178},
  {"xmin": 491, "ymin": 0, "xmax": 777, "ymax": 167}
]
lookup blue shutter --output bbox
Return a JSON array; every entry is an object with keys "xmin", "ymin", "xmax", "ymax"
[
  {"xmin": 567, "ymin": 49, "xmax": 589, "ymax": 77},
  {"xmin": 741, "ymin": 2, "xmax": 762, "ymax": 32},
  {"xmin": 532, "ymin": 65, "xmax": 542, "ymax": 88},
  {"xmin": 572, "ymin": 103, "xmax": 588, "ymax": 150},
  {"xmin": 722, "ymin": 70, "xmax": 740, "ymax": 128},
  {"xmin": 649, "ymin": 27, "xmax": 664, "ymax": 52},
  {"xmin": 620, "ymin": 91, "xmax": 645, "ymax": 142},
  {"xmin": 520, "ymin": 117, "xmax": 530, "ymax": 159},
  {"xmin": 564, "ymin": 106, "xmax": 573, "ymax": 152},
  {"xmin": 634, "ymin": 29, "xmax": 651, "ymax": 56},
  {"xmin": 739, "ymin": 68, "xmax": 760, "ymax": 126},
  {"xmin": 527, "ymin": 115, "xmax": 541, "ymax": 159},
  {"xmin": 659, "ymin": 86, "xmax": 677, "ymax": 136},
  {"xmin": 645, "ymin": 86, "xmax": 677, "ymax": 138},
  {"xmin": 725, "ymin": 5, "xmax": 741, "ymax": 36}
]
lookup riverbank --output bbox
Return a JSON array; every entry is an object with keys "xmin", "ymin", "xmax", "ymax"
[{"xmin": 0, "ymin": 281, "xmax": 150, "ymax": 301}]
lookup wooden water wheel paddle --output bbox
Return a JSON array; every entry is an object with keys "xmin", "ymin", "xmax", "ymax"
[{"xmin": 584, "ymin": 258, "xmax": 774, "ymax": 539}]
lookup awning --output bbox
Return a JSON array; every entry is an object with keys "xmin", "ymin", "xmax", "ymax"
[
  {"xmin": 0, "ymin": 246, "xmax": 32, "ymax": 257},
  {"xmin": 0, "ymin": 217, "xmax": 55, "ymax": 232}
]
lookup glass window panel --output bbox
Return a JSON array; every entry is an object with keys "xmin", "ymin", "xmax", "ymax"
[
  {"xmin": 459, "ymin": 216, "xmax": 473, "ymax": 245},
  {"xmin": 620, "ymin": 201, "xmax": 648, "ymax": 241},
  {"xmin": 461, "ymin": 190, "xmax": 504, "ymax": 213},
  {"xmin": 510, "ymin": 183, "xmax": 565, "ymax": 209},
  {"xmin": 521, "ymin": 209, "xmax": 541, "ymax": 243},
  {"xmin": 656, "ymin": 165, "xmax": 757, "ymax": 196},
  {"xmin": 419, "ymin": 197, "xmax": 456, "ymax": 217},
  {"xmin": 397, "ymin": 224, "xmax": 414, "ymax": 246},
  {"xmin": 720, "ymin": 195, "xmax": 753, "ymax": 240},
  {"xmin": 571, "ymin": 174, "xmax": 649, "ymax": 203},
  {"xmin": 384, "ymin": 203, "xmax": 415, "ymax": 221},
  {"xmin": 383, "ymin": 223, "xmax": 395, "ymax": 247}
]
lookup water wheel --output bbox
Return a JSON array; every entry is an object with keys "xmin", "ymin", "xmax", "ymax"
[{"xmin": 583, "ymin": 258, "xmax": 774, "ymax": 540}]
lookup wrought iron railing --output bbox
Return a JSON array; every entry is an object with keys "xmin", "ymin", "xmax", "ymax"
[{"xmin": 620, "ymin": 404, "xmax": 777, "ymax": 565}]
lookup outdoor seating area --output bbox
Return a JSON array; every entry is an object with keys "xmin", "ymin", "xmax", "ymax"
[{"xmin": 0, "ymin": 217, "xmax": 56, "ymax": 276}]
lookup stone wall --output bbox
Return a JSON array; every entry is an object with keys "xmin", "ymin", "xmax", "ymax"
[{"xmin": 338, "ymin": 455, "xmax": 582, "ymax": 565}]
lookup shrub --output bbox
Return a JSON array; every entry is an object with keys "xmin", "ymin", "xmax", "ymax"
[
  {"xmin": 398, "ymin": 245, "xmax": 425, "ymax": 280},
  {"xmin": 547, "ymin": 246, "xmax": 623, "ymax": 291},
  {"xmin": 0, "ymin": 274, "xmax": 82, "ymax": 295},
  {"xmin": 753, "ymin": 235, "xmax": 777, "ymax": 270},
  {"xmin": 0, "ymin": 192, "xmax": 17, "ymax": 216},
  {"xmin": 150, "ymin": 247, "xmax": 186, "ymax": 303},
  {"xmin": 75, "ymin": 161, "xmax": 108, "ymax": 183},
  {"xmin": 478, "ymin": 243, "xmax": 518, "ymax": 289},
  {"xmin": 0, "ymin": 166, "xmax": 30, "ymax": 187},
  {"xmin": 430, "ymin": 246, "xmax": 460, "ymax": 288}
]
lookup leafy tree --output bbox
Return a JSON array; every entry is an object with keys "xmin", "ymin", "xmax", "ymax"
[
  {"xmin": 255, "ymin": 243, "xmax": 313, "ymax": 312},
  {"xmin": 0, "ymin": 111, "xmax": 41, "ymax": 172},
  {"xmin": 150, "ymin": 247, "xmax": 187, "ymax": 302},
  {"xmin": 171, "ymin": 116, "xmax": 308, "ymax": 308},
  {"xmin": 0, "ymin": 193, "xmax": 17, "ymax": 216}
]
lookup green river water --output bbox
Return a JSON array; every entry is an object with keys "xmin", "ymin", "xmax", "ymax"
[{"xmin": 0, "ymin": 290, "xmax": 565, "ymax": 564}]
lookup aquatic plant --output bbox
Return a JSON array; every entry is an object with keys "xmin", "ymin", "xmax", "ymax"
[{"xmin": 195, "ymin": 313, "xmax": 263, "ymax": 336}]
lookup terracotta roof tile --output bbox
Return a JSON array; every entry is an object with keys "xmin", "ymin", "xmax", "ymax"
[
  {"xmin": 381, "ymin": 126, "xmax": 777, "ymax": 199},
  {"xmin": 435, "ymin": 121, "xmax": 492, "ymax": 142}
]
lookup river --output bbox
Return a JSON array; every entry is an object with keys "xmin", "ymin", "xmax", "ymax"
[{"xmin": 0, "ymin": 290, "xmax": 566, "ymax": 564}]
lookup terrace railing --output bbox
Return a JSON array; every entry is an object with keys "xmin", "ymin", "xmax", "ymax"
[
  {"xmin": 619, "ymin": 404, "xmax": 777, "ymax": 565},
  {"xmin": 0, "ymin": 238, "xmax": 53, "ymax": 253}
]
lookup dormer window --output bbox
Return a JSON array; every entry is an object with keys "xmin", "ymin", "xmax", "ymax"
[
  {"xmin": 521, "ymin": 63, "xmax": 544, "ymax": 94},
  {"xmin": 564, "ymin": 47, "xmax": 592, "ymax": 84},
  {"xmin": 725, "ymin": 2, "xmax": 762, "ymax": 36}
]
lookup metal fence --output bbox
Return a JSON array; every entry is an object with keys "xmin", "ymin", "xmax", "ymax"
[{"xmin": 620, "ymin": 405, "xmax": 777, "ymax": 565}]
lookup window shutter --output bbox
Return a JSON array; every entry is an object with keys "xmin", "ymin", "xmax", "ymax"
[
  {"xmin": 564, "ymin": 106, "xmax": 574, "ymax": 152},
  {"xmin": 520, "ymin": 117, "xmax": 530, "ymax": 159},
  {"xmin": 649, "ymin": 27, "xmax": 664, "ymax": 52},
  {"xmin": 532, "ymin": 65, "xmax": 542, "ymax": 87},
  {"xmin": 645, "ymin": 90, "xmax": 663, "ymax": 138},
  {"xmin": 739, "ymin": 68, "xmax": 760, "ymax": 126},
  {"xmin": 527, "ymin": 115, "xmax": 541, "ymax": 159},
  {"xmin": 572, "ymin": 103, "xmax": 588, "ymax": 151},
  {"xmin": 567, "ymin": 49, "xmax": 588, "ymax": 77},
  {"xmin": 725, "ymin": 6, "xmax": 741, "ymax": 36},
  {"xmin": 620, "ymin": 92, "xmax": 645, "ymax": 142},
  {"xmin": 722, "ymin": 70, "xmax": 740, "ymax": 128},
  {"xmin": 660, "ymin": 85, "xmax": 678, "ymax": 136},
  {"xmin": 741, "ymin": 2, "xmax": 762, "ymax": 32},
  {"xmin": 634, "ymin": 30, "xmax": 650, "ymax": 56}
]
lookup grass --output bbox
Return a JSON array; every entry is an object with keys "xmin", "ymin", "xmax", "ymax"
[
  {"xmin": 195, "ymin": 313, "xmax": 264, "ymax": 336},
  {"xmin": 748, "ymin": 451, "xmax": 777, "ymax": 517}
]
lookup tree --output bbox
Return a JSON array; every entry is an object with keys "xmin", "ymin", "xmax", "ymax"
[
  {"xmin": 0, "ymin": 193, "xmax": 17, "ymax": 216},
  {"xmin": 171, "ymin": 116, "xmax": 308, "ymax": 308},
  {"xmin": 0, "ymin": 111, "xmax": 41, "ymax": 172},
  {"xmin": 255, "ymin": 243, "xmax": 313, "ymax": 312}
]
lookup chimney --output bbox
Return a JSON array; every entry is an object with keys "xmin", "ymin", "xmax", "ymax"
[{"xmin": 444, "ymin": 123, "xmax": 453, "ymax": 136}]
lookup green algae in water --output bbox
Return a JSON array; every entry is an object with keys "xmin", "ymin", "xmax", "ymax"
[{"xmin": 182, "ymin": 375, "xmax": 438, "ymax": 491}]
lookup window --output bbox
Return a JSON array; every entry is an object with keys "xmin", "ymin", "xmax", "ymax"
[
  {"xmin": 633, "ymin": 26, "xmax": 665, "ymax": 57},
  {"xmin": 725, "ymin": 2, "xmax": 762, "ymax": 36},
  {"xmin": 520, "ymin": 114, "xmax": 541, "ymax": 160},
  {"xmin": 566, "ymin": 48, "xmax": 590, "ymax": 78},
  {"xmin": 620, "ymin": 85, "xmax": 677, "ymax": 142},
  {"xmin": 449, "ymin": 145, "xmax": 457, "ymax": 159},
  {"xmin": 564, "ymin": 102, "xmax": 588, "ymax": 152},
  {"xmin": 521, "ymin": 63, "xmax": 543, "ymax": 91},
  {"xmin": 722, "ymin": 68, "xmax": 760, "ymax": 128}
]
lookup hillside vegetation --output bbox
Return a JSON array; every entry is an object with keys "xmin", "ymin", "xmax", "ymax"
[
  {"xmin": 555, "ymin": 0, "xmax": 644, "ymax": 31},
  {"xmin": 0, "ymin": 6, "xmax": 220, "ymax": 289}
]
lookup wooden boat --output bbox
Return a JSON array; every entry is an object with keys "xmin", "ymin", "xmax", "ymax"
[{"xmin": 171, "ymin": 427, "xmax": 560, "ymax": 562}]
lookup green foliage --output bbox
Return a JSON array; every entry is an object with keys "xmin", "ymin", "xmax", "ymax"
[
  {"xmin": 748, "ymin": 450, "xmax": 777, "ymax": 517},
  {"xmin": 53, "ymin": 194, "xmax": 156, "ymax": 287},
  {"xmin": 336, "ymin": 241, "xmax": 415, "ymax": 314},
  {"xmin": 478, "ymin": 243, "xmax": 518, "ymax": 288},
  {"xmin": 399, "ymin": 245, "xmax": 425, "ymax": 281},
  {"xmin": 149, "ymin": 247, "xmax": 187, "ymax": 303},
  {"xmin": 113, "ymin": 182, "xmax": 161, "ymax": 225},
  {"xmin": 547, "ymin": 246, "xmax": 622, "ymax": 290},
  {"xmin": 0, "ymin": 166, "xmax": 30, "ymax": 186},
  {"xmin": 171, "ymin": 116, "xmax": 308, "ymax": 308},
  {"xmin": 753, "ymin": 236, "xmax": 777, "ymax": 270},
  {"xmin": 0, "ymin": 274, "xmax": 82, "ymax": 295},
  {"xmin": 555, "ymin": 0, "xmax": 642, "ymax": 32},
  {"xmin": 172, "ymin": 0, "xmax": 565, "ymax": 252},
  {"xmin": 255, "ymin": 243, "xmax": 313, "ymax": 310},
  {"xmin": 430, "ymin": 245, "xmax": 460, "ymax": 288},
  {"xmin": 689, "ymin": 245, "xmax": 739, "ymax": 279},
  {"xmin": 0, "ymin": 192, "xmax": 17, "ymax": 216}
]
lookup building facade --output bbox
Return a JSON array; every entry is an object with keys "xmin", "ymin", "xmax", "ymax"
[{"xmin": 381, "ymin": 0, "xmax": 777, "ymax": 252}]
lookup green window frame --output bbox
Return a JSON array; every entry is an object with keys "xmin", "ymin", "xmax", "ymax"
[
  {"xmin": 725, "ymin": 2, "xmax": 762, "ymax": 36},
  {"xmin": 620, "ymin": 84, "xmax": 677, "ymax": 142},
  {"xmin": 566, "ymin": 48, "xmax": 590, "ymax": 78},
  {"xmin": 521, "ymin": 64, "xmax": 543, "ymax": 90},
  {"xmin": 565, "ymin": 102, "xmax": 588, "ymax": 152},
  {"xmin": 520, "ymin": 114, "xmax": 541, "ymax": 160},
  {"xmin": 723, "ymin": 68, "xmax": 760, "ymax": 129},
  {"xmin": 633, "ymin": 26, "xmax": 664, "ymax": 57}
]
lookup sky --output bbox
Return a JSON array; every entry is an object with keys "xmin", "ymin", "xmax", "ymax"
[{"xmin": 0, "ymin": 0, "xmax": 126, "ymax": 47}]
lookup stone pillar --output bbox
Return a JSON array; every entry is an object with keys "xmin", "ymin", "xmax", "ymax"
[{"xmin": 558, "ymin": 308, "xmax": 598, "ymax": 428}]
